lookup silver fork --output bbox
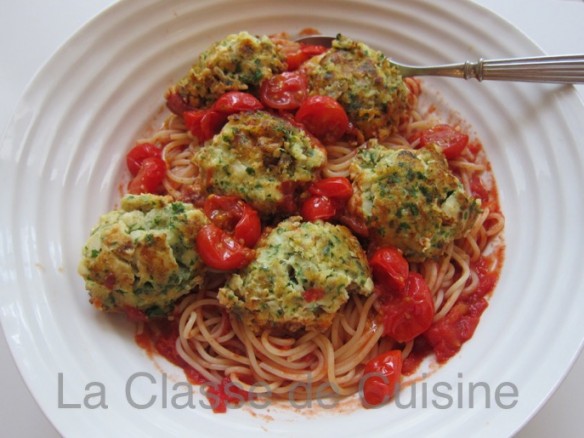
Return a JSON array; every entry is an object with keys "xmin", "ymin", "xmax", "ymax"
[{"xmin": 296, "ymin": 35, "xmax": 584, "ymax": 84}]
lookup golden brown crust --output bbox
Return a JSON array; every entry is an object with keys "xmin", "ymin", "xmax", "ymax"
[
  {"xmin": 218, "ymin": 217, "xmax": 373, "ymax": 333},
  {"xmin": 302, "ymin": 35, "xmax": 412, "ymax": 140},
  {"xmin": 78, "ymin": 194, "xmax": 209, "ymax": 316},
  {"xmin": 166, "ymin": 31, "xmax": 286, "ymax": 109},
  {"xmin": 348, "ymin": 141, "xmax": 481, "ymax": 261}
]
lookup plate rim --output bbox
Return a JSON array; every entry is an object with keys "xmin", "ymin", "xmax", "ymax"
[{"xmin": 2, "ymin": 0, "xmax": 584, "ymax": 436}]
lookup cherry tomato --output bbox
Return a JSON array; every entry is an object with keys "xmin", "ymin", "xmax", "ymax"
[
  {"xmin": 203, "ymin": 195, "xmax": 261, "ymax": 248},
  {"xmin": 309, "ymin": 177, "xmax": 353, "ymax": 201},
  {"xmin": 338, "ymin": 213, "xmax": 369, "ymax": 237},
  {"xmin": 300, "ymin": 195, "xmax": 336, "ymax": 222},
  {"xmin": 233, "ymin": 205, "xmax": 261, "ymax": 248},
  {"xmin": 259, "ymin": 71, "xmax": 308, "ymax": 110},
  {"xmin": 362, "ymin": 350, "xmax": 402, "ymax": 407},
  {"xmin": 196, "ymin": 224, "xmax": 253, "ymax": 271},
  {"xmin": 417, "ymin": 124, "xmax": 469, "ymax": 159},
  {"xmin": 470, "ymin": 173, "xmax": 489, "ymax": 204},
  {"xmin": 424, "ymin": 294, "xmax": 488, "ymax": 363},
  {"xmin": 286, "ymin": 43, "xmax": 328, "ymax": 70},
  {"xmin": 295, "ymin": 95, "xmax": 350, "ymax": 143},
  {"xmin": 184, "ymin": 109, "xmax": 226, "ymax": 142},
  {"xmin": 303, "ymin": 288, "xmax": 325, "ymax": 302},
  {"xmin": 127, "ymin": 156, "xmax": 166, "ymax": 194},
  {"xmin": 369, "ymin": 247, "xmax": 409, "ymax": 295},
  {"xmin": 126, "ymin": 143, "xmax": 162, "ymax": 176},
  {"xmin": 212, "ymin": 91, "xmax": 264, "ymax": 114},
  {"xmin": 166, "ymin": 92, "xmax": 194, "ymax": 115},
  {"xmin": 379, "ymin": 273, "xmax": 435, "ymax": 343}
]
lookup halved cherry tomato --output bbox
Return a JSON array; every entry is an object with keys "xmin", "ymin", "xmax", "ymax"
[
  {"xmin": 233, "ymin": 205, "xmax": 261, "ymax": 248},
  {"xmin": 203, "ymin": 195, "xmax": 261, "ymax": 248},
  {"xmin": 286, "ymin": 43, "xmax": 328, "ymax": 71},
  {"xmin": 369, "ymin": 247, "xmax": 409, "ymax": 295},
  {"xmin": 127, "ymin": 156, "xmax": 166, "ymax": 194},
  {"xmin": 196, "ymin": 224, "xmax": 253, "ymax": 271},
  {"xmin": 309, "ymin": 177, "xmax": 353, "ymax": 201},
  {"xmin": 184, "ymin": 109, "xmax": 227, "ymax": 142},
  {"xmin": 379, "ymin": 272, "xmax": 435, "ymax": 343},
  {"xmin": 212, "ymin": 91, "xmax": 264, "ymax": 114},
  {"xmin": 417, "ymin": 124, "xmax": 469, "ymax": 159},
  {"xmin": 126, "ymin": 143, "xmax": 162, "ymax": 176},
  {"xmin": 204, "ymin": 195, "xmax": 244, "ymax": 230},
  {"xmin": 300, "ymin": 195, "xmax": 336, "ymax": 222},
  {"xmin": 295, "ymin": 95, "xmax": 350, "ymax": 143},
  {"xmin": 303, "ymin": 288, "xmax": 325, "ymax": 303},
  {"xmin": 362, "ymin": 350, "xmax": 402, "ymax": 407},
  {"xmin": 259, "ymin": 71, "xmax": 308, "ymax": 110}
]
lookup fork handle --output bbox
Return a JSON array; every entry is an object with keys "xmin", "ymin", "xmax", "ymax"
[{"xmin": 400, "ymin": 55, "xmax": 584, "ymax": 84}]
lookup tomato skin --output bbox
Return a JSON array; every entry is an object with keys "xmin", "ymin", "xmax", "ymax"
[
  {"xmin": 233, "ymin": 204, "xmax": 261, "ymax": 248},
  {"xmin": 196, "ymin": 224, "xmax": 253, "ymax": 271},
  {"xmin": 470, "ymin": 174, "xmax": 490, "ymax": 204},
  {"xmin": 338, "ymin": 213, "xmax": 369, "ymax": 237},
  {"xmin": 303, "ymin": 288, "xmax": 325, "ymax": 302},
  {"xmin": 212, "ymin": 91, "xmax": 264, "ymax": 114},
  {"xmin": 203, "ymin": 195, "xmax": 261, "ymax": 248},
  {"xmin": 309, "ymin": 177, "xmax": 353, "ymax": 201},
  {"xmin": 166, "ymin": 92, "xmax": 195, "ymax": 115},
  {"xmin": 362, "ymin": 350, "xmax": 402, "ymax": 407},
  {"xmin": 184, "ymin": 109, "xmax": 227, "ymax": 142},
  {"xmin": 369, "ymin": 247, "xmax": 409, "ymax": 295},
  {"xmin": 204, "ymin": 195, "xmax": 244, "ymax": 230},
  {"xmin": 259, "ymin": 71, "xmax": 308, "ymax": 110},
  {"xmin": 295, "ymin": 95, "xmax": 350, "ymax": 143},
  {"xmin": 127, "ymin": 156, "xmax": 166, "ymax": 194},
  {"xmin": 126, "ymin": 143, "xmax": 162, "ymax": 176},
  {"xmin": 286, "ymin": 43, "xmax": 327, "ymax": 70},
  {"xmin": 417, "ymin": 124, "xmax": 469, "ymax": 159},
  {"xmin": 423, "ymin": 257, "xmax": 496, "ymax": 363},
  {"xmin": 300, "ymin": 195, "xmax": 336, "ymax": 222},
  {"xmin": 424, "ymin": 294, "xmax": 488, "ymax": 363},
  {"xmin": 471, "ymin": 256, "xmax": 498, "ymax": 298},
  {"xmin": 379, "ymin": 272, "xmax": 435, "ymax": 343},
  {"xmin": 182, "ymin": 92, "xmax": 263, "ymax": 141}
]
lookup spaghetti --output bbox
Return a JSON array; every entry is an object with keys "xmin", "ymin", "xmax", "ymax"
[
  {"xmin": 90, "ymin": 33, "xmax": 505, "ymax": 410},
  {"xmin": 134, "ymin": 73, "xmax": 504, "ymax": 404}
]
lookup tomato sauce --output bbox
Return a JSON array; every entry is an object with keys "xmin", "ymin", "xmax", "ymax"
[
  {"xmin": 132, "ymin": 133, "xmax": 504, "ymax": 408},
  {"xmin": 136, "ymin": 317, "xmax": 254, "ymax": 413},
  {"xmin": 135, "ymin": 320, "xmax": 206, "ymax": 385},
  {"xmin": 205, "ymin": 377, "xmax": 254, "ymax": 414},
  {"xmin": 401, "ymin": 135, "xmax": 505, "ymax": 374},
  {"xmin": 400, "ymin": 253, "xmax": 502, "ymax": 375}
]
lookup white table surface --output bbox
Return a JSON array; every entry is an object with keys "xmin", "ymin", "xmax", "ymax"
[{"xmin": 1, "ymin": 0, "xmax": 583, "ymax": 436}]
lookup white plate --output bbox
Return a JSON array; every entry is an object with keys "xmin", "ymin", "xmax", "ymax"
[{"xmin": 1, "ymin": 0, "xmax": 584, "ymax": 436}]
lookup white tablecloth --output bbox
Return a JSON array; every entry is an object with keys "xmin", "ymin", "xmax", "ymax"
[{"xmin": 1, "ymin": 0, "xmax": 582, "ymax": 436}]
